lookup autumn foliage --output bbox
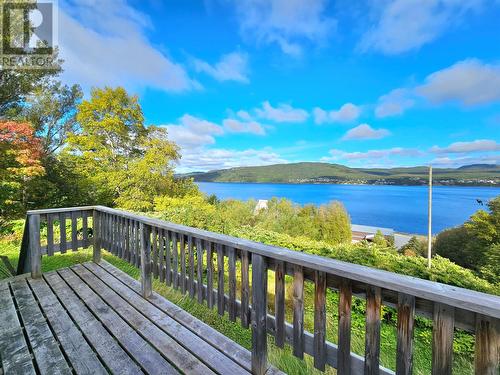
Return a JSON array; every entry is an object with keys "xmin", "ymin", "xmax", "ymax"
[{"xmin": 0, "ymin": 121, "xmax": 45, "ymax": 217}]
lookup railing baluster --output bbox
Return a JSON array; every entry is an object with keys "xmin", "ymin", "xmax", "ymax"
[
  {"xmin": 207, "ymin": 242, "xmax": 214, "ymax": 309},
  {"xmin": 240, "ymin": 249, "xmax": 250, "ymax": 328},
  {"xmin": 180, "ymin": 234, "xmax": 186, "ymax": 293},
  {"xmin": 119, "ymin": 216, "xmax": 125, "ymax": 258},
  {"xmin": 274, "ymin": 260, "xmax": 285, "ymax": 348},
  {"xmin": 47, "ymin": 214, "xmax": 54, "ymax": 256},
  {"xmin": 396, "ymin": 293, "xmax": 415, "ymax": 375},
  {"xmin": 124, "ymin": 218, "xmax": 130, "ymax": 262},
  {"xmin": 71, "ymin": 211, "xmax": 78, "ymax": 252},
  {"xmin": 293, "ymin": 265, "xmax": 304, "ymax": 359},
  {"xmin": 92, "ymin": 210, "xmax": 101, "ymax": 263},
  {"xmin": 59, "ymin": 212, "xmax": 67, "ymax": 253},
  {"xmin": 172, "ymin": 232, "xmax": 179, "ymax": 289},
  {"xmin": 314, "ymin": 271, "xmax": 327, "ymax": 371},
  {"xmin": 338, "ymin": 278, "xmax": 352, "ymax": 375},
  {"xmin": 432, "ymin": 303, "xmax": 454, "ymax": 375},
  {"xmin": 158, "ymin": 228, "xmax": 165, "ymax": 282},
  {"xmin": 134, "ymin": 220, "xmax": 140, "ymax": 267},
  {"xmin": 165, "ymin": 230, "xmax": 172, "ymax": 286},
  {"xmin": 365, "ymin": 286, "xmax": 382, "ymax": 375},
  {"xmin": 140, "ymin": 223, "xmax": 152, "ymax": 298},
  {"xmin": 217, "ymin": 243, "xmax": 224, "ymax": 316},
  {"xmin": 152, "ymin": 227, "xmax": 158, "ymax": 278},
  {"xmin": 251, "ymin": 253, "xmax": 268, "ymax": 375},
  {"xmin": 196, "ymin": 238, "xmax": 204, "ymax": 304},
  {"xmin": 188, "ymin": 236, "xmax": 195, "ymax": 298},
  {"xmin": 474, "ymin": 315, "xmax": 500, "ymax": 375},
  {"xmin": 82, "ymin": 211, "xmax": 88, "ymax": 246},
  {"xmin": 228, "ymin": 246, "xmax": 236, "ymax": 321},
  {"xmin": 29, "ymin": 214, "xmax": 41, "ymax": 279}
]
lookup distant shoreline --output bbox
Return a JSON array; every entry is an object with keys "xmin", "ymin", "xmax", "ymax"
[{"xmin": 195, "ymin": 180, "xmax": 500, "ymax": 187}]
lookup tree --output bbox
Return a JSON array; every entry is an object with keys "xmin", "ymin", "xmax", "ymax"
[
  {"xmin": 317, "ymin": 201, "xmax": 352, "ymax": 244},
  {"xmin": 0, "ymin": 121, "xmax": 44, "ymax": 217},
  {"xmin": 400, "ymin": 236, "xmax": 426, "ymax": 257},
  {"xmin": 20, "ymin": 80, "xmax": 83, "ymax": 155},
  {"xmin": 0, "ymin": 0, "xmax": 62, "ymax": 117},
  {"xmin": 65, "ymin": 87, "xmax": 195, "ymax": 210},
  {"xmin": 434, "ymin": 196, "xmax": 500, "ymax": 283}
]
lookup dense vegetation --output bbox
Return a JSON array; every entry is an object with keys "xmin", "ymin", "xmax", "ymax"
[
  {"xmin": 187, "ymin": 162, "xmax": 500, "ymax": 185},
  {"xmin": 1, "ymin": 4, "xmax": 499, "ymax": 373}
]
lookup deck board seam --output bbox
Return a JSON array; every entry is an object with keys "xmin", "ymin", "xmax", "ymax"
[
  {"xmin": 28, "ymin": 276, "xmax": 110, "ymax": 374},
  {"xmin": 69, "ymin": 264, "xmax": 213, "ymax": 374},
  {"xmin": 7, "ymin": 282, "xmax": 40, "ymax": 374},
  {"xmin": 58, "ymin": 268, "xmax": 182, "ymax": 374},
  {"xmin": 52, "ymin": 269, "xmax": 158, "ymax": 374},
  {"xmin": 81, "ymin": 262, "xmax": 250, "ymax": 375},
  {"xmin": 95, "ymin": 261, "xmax": 253, "ymax": 371},
  {"xmin": 24, "ymin": 280, "xmax": 78, "ymax": 374}
]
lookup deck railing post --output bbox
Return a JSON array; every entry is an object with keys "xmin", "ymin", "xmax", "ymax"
[
  {"xmin": 140, "ymin": 222, "xmax": 152, "ymax": 298},
  {"xmin": 93, "ymin": 210, "xmax": 101, "ymax": 263},
  {"xmin": 251, "ymin": 253, "xmax": 268, "ymax": 375},
  {"xmin": 28, "ymin": 214, "xmax": 41, "ymax": 279}
]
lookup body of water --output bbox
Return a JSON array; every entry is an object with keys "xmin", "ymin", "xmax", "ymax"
[{"xmin": 196, "ymin": 182, "xmax": 500, "ymax": 234}]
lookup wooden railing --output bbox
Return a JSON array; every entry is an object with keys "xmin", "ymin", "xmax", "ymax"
[{"xmin": 18, "ymin": 206, "xmax": 500, "ymax": 375}]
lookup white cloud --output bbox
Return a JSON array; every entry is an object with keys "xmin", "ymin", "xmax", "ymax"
[
  {"xmin": 416, "ymin": 59, "xmax": 500, "ymax": 106},
  {"xmin": 375, "ymin": 89, "xmax": 415, "ymax": 118},
  {"xmin": 359, "ymin": 0, "xmax": 482, "ymax": 54},
  {"xmin": 256, "ymin": 101, "xmax": 308, "ymax": 123},
  {"xmin": 162, "ymin": 114, "xmax": 224, "ymax": 148},
  {"xmin": 342, "ymin": 124, "xmax": 391, "ymax": 141},
  {"xmin": 193, "ymin": 51, "xmax": 249, "ymax": 83},
  {"xmin": 236, "ymin": 110, "xmax": 253, "ymax": 121},
  {"xmin": 59, "ymin": 0, "xmax": 197, "ymax": 92},
  {"xmin": 223, "ymin": 118, "xmax": 266, "ymax": 135},
  {"xmin": 431, "ymin": 140, "xmax": 500, "ymax": 154},
  {"xmin": 176, "ymin": 147, "xmax": 287, "ymax": 172},
  {"xmin": 231, "ymin": 0, "xmax": 336, "ymax": 56},
  {"xmin": 324, "ymin": 147, "xmax": 422, "ymax": 161},
  {"xmin": 431, "ymin": 154, "xmax": 500, "ymax": 168},
  {"xmin": 313, "ymin": 103, "xmax": 361, "ymax": 124}
]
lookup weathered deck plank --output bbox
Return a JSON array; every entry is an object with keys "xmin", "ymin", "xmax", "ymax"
[
  {"xmin": 57, "ymin": 267, "xmax": 179, "ymax": 374},
  {"xmin": 84, "ymin": 262, "xmax": 251, "ymax": 374},
  {"xmin": 98, "ymin": 260, "xmax": 254, "ymax": 372},
  {"xmin": 71, "ymin": 264, "xmax": 216, "ymax": 375},
  {"xmin": 28, "ymin": 277, "xmax": 108, "ymax": 375},
  {"xmin": 10, "ymin": 279, "xmax": 72, "ymax": 375},
  {"xmin": 0, "ymin": 283, "xmax": 35, "ymax": 375}
]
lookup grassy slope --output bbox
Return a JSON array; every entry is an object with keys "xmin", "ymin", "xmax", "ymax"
[
  {"xmin": 0, "ymin": 226, "xmax": 476, "ymax": 375},
  {"xmin": 188, "ymin": 162, "xmax": 500, "ymax": 183}
]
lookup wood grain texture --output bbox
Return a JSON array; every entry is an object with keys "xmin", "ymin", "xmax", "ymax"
[
  {"xmin": 197, "ymin": 238, "xmax": 204, "ymax": 303},
  {"xmin": 274, "ymin": 260, "xmax": 285, "ymax": 348},
  {"xmin": 432, "ymin": 303, "xmax": 454, "ymax": 375},
  {"xmin": 228, "ymin": 247, "xmax": 237, "ymax": 321},
  {"xmin": 474, "ymin": 315, "xmax": 500, "ymax": 375},
  {"xmin": 365, "ymin": 286, "xmax": 382, "ymax": 375},
  {"xmin": 293, "ymin": 265, "xmax": 305, "ymax": 359},
  {"xmin": 217, "ymin": 243, "xmax": 225, "ymax": 316},
  {"xmin": 396, "ymin": 293, "xmax": 415, "ymax": 375},
  {"xmin": 207, "ymin": 242, "xmax": 214, "ymax": 309},
  {"xmin": 29, "ymin": 214, "xmax": 41, "ymax": 279},
  {"xmin": 240, "ymin": 249, "xmax": 250, "ymax": 328},
  {"xmin": 140, "ymin": 223, "xmax": 152, "ymax": 298},
  {"xmin": 338, "ymin": 278, "xmax": 352, "ymax": 375},
  {"xmin": 188, "ymin": 236, "xmax": 195, "ymax": 298},
  {"xmin": 251, "ymin": 254, "xmax": 268, "ymax": 375},
  {"xmin": 314, "ymin": 271, "xmax": 327, "ymax": 371}
]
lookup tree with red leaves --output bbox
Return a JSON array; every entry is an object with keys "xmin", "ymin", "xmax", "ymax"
[{"xmin": 0, "ymin": 121, "xmax": 45, "ymax": 217}]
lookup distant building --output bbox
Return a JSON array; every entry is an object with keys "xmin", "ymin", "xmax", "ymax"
[
  {"xmin": 254, "ymin": 199, "xmax": 268, "ymax": 214},
  {"xmin": 351, "ymin": 224, "xmax": 394, "ymax": 242}
]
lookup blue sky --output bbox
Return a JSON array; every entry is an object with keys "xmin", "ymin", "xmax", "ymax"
[{"xmin": 57, "ymin": 0, "xmax": 500, "ymax": 172}]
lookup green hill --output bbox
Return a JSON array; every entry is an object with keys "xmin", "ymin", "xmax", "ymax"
[{"xmin": 185, "ymin": 162, "xmax": 500, "ymax": 186}]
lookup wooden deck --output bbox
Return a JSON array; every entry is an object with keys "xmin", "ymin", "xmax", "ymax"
[{"xmin": 0, "ymin": 260, "xmax": 273, "ymax": 375}]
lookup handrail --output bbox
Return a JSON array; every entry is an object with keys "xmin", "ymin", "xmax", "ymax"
[{"xmin": 20, "ymin": 206, "xmax": 500, "ymax": 375}]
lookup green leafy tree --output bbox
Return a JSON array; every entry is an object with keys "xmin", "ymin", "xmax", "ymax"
[
  {"xmin": 20, "ymin": 80, "xmax": 83, "ymax": 154},
  {"xmin": 373, "ymin": 230, "xmax": 388, "ymax": 247},
  {"xmin": 65, "ymin": 87, "xmax": 195, "ymax": 210},
  {"xmin": 400, "ymin": 236, "xmax": 426, "ymax": 257}
]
